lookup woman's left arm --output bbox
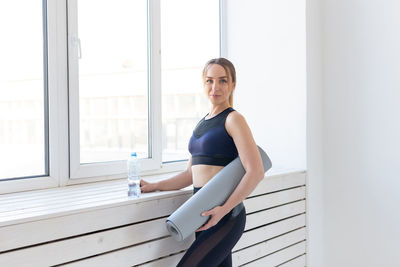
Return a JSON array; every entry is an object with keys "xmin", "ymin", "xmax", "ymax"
[
  {"xmin": 197, "ymin": 111, "xmax": 265, "ymax": 231},
  {"xmin": 222, "ymin": 111, "xmax": 265, "ymax": 211}
]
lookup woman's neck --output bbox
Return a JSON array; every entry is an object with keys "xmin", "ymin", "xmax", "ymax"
[{"xmin": 207, "ymin": 104, "xmax": 231, "ymax": 119}]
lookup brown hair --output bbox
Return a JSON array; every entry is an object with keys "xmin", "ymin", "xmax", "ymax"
[{"xmin": 202, "ymin": 58, "xmax": 236, "ymax": 107}]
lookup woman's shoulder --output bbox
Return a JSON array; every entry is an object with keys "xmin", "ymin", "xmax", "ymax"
[
  {"xmin": 225, "ymin": 109, "xmax": 252, "ymax": 140},
  {"xmin": 226, "ymin": 109, "xmax": 248, "ymax": 128}
]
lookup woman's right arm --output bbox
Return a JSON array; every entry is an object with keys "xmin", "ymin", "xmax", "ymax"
[{"xmin": 140, "ymin": 157, "xmax": 193, "ymax": 192}]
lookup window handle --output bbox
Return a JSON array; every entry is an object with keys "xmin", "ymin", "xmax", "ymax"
[
  {"xmin": 72, "ymin": 37, "xmax": 82, "ymax": 59},
  {"xmin": 77, "ymin": 38, "xmax": 82, "ymax": 59}
]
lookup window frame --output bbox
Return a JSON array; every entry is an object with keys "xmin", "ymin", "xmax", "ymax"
[
  {"xmin": 0, "ymin": 0, "xmax": 225, "ymax": 194},
  {"xmin": 67, "ymin": 0, "xmax": 162, "ymax": 179},
  {"xmin": 0, "ymin": 0, "xmax": 68, "ymax": 194}
]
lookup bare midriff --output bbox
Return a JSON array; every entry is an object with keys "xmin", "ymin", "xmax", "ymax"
[{"xmin": 191, "ymin": 164, "xmax": 224, "ymax": 187}]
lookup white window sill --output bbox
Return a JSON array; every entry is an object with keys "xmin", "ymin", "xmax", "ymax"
[
  {"xmin": 0, "ymin": 167, "xmax": 303, "ymax": 228},
  {"xmin": 0, "ymin": 161, "xmax": 190, "ymax": 195},
  {"xmin": 0, "ymin": 171, "xmax": 189, "ymax": 227}
]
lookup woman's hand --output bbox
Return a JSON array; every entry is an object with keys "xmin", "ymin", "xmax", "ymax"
[
  {"xmin": 140, "ymin": 179, "xmax": 158, "ymax": 193},
  {"xmin": 196, "ymin": 206, "xmax": 229, "ymax": 232}
]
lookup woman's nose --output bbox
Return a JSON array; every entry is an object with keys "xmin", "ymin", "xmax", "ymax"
[{"xmin": 212, "ymin": 82, "xmax": 219, "ymax": 90}]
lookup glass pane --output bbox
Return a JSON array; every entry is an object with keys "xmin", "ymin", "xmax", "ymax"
[
  {"xmin": 0, "ymin": 1, "xmax": 47, "ymax": 180},
  {"xmin": 161, "ymin": 0, "xmax": 219, "ymax": 162},
  {"xmin": 77, "ymin": 0, "xmax": 148, "ymax": 163}
]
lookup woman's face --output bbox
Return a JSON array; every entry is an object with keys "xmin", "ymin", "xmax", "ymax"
[{"xmin": 204, "ymin": 64, "xmax": 235, "ymax": 106}]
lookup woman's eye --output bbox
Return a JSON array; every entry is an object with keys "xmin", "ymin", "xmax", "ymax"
[
  {"xmin": 206, "ymin": 79, "xmax": 213, "ymax": 83},
  {"xmin": 220, "ymin": 79, "xmax": 227, "ymax": 83}
]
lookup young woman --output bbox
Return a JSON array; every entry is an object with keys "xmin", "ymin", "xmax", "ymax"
[{"xmin": 140, "ymin": 58, "xmax": 265, "ymax": 267}]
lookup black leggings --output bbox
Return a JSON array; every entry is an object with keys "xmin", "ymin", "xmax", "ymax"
[{"xmin": 177, "ymin": 187, "xmax": 246, "ymax": 267}]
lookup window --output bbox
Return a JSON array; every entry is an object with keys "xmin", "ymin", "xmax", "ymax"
[
  {"xmin": 161, "ymin": 0, "xmax": 219, "ymax": 162},
  {"xmin": 75, "ymin": 0, "xmax": 149, "ymax": 164},
  {"xmin": 68, "ymin": 0, "xmax": 220, "ymax": 179},
  {"xmin": 1, "ymin": 0, "xmax": 221, "ymax": 192},
  {"xmin": 68, "ymin": 0, "xmax": 155, "ymax": 178},
  {"xmin": 0, "ymin": 0, "xmax": 48, "ymax": 181}
]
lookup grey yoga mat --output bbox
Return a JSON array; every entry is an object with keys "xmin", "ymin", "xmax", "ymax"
[{"xmin": 166, "ymin": 146, "xmax": 272, "ymax": 242}]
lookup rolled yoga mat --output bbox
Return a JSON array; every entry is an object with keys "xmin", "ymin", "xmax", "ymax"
[{"xmin": 166, "ymin": 146, "xmax": 272, "ymax": 242}]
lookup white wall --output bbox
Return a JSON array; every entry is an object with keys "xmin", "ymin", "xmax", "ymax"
[
  {"xmin": 306, "ymin": 0, "xmax": 324, "ymax": 266},
  {"xmin": 225, "ymin": 0, "xmax": 306, "ymax": 171},
  {"xmin": 320, "ymin": 0, "xmax": 400, "ymax": 266},
  {"xmin": 229, "ymin": 0, "xmax": 400, "ymax": 266}
]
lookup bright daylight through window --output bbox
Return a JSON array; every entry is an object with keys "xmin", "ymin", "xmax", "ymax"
[
  {"xmin": 0, "ymin": 0, "xmax": 48, "ymax": 181},
  {"xmin": 0, "ymin": 0, "xmax": 220, "ymax": 185},
  {"xmin": 75, "ymin": 0, "xmax": 149, "ymax": 164},
  {"xmin": 70, "ymin": 0, "xmax": 220, "ymax": 175}
]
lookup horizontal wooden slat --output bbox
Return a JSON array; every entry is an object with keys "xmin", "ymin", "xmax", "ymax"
[
  {"xmin": 244, "ymin": 186, "xmax": 305, "ymax": 213},
  {"xmin": 138, "ymin": 252, "xmax": 184, "ymax": 267},
  {"xmin": 234, "ymin": 214, "xmax": 305, "ymax": 251},
  {"xmin": 246, "ymin": 200, "xmax": 306, "ymax": 231},
  {"xmin": 138, "ymin": 240, "xmax": 307, "ymax": 267},
  {"xmin": 0, "ymin": 217, "xmax": 179, "ymax": 267},
  {"xmin": 278, "ymin": 254, "xmax": 306, "ymax": 267},
  {"xmin": 233, "ymin": 228, "xmax": 306, "ymax": 266},
  {"xmin": 60, "ymin": 236, "xmax": 193, "ymax": 267},
  {"xmin": 249, "ymin": 171, "xmax": 306, "ymax": 197},
  {"xmin": 242, "ymin": 241, "xmax": 306, "ymax": 267},
  {"xmin": 0, "ymin": 193, "xmax": 191, "ymax": 252}
]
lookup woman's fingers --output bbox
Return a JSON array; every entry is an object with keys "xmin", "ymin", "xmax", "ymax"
[
  {"xmin": 140, "ymin": 180, "xmax": 154, "ymax": 192},
  {"xmin": 196, "ymin": 206, "xmax": 226, "ymax": 232},
  {"xmin": 201, "ymin": 210, "xmax": 212, "ymax": 217},
  {"xmin": 196, "ymin": 222, "xmax": 212, "ymax": 232}
]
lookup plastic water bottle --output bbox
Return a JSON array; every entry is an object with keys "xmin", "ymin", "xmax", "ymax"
[{"xmin": 127, "ymin": 152, "xmax": 141, "ymax": 198}]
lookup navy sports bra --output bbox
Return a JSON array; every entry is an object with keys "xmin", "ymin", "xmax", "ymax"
[{"xmin": 188, "ymin": 107, "xmax": 238, "ymax": 166}]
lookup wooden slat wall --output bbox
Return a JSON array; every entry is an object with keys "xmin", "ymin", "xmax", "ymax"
[{"xmin": 0, "ymin": 171, "xmax": 306, "ymax": 267}]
